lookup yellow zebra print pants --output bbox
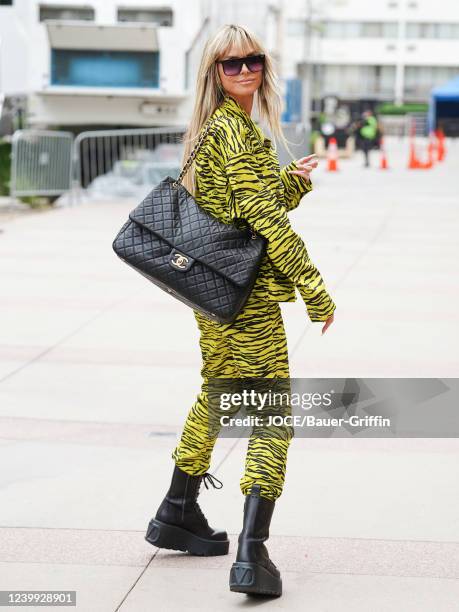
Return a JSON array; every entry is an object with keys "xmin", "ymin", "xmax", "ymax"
[{"xmin": 171, "ymin": 287, "xmax": 293, "ymax": 501}]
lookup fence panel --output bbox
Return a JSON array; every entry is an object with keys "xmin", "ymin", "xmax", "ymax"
[
  {"xmin": 73, "ymin": 127, "xmax": 186, "ymax": 190},
  {"xmin": 10, "ymin": 130, "xmax": 73, "ymax": 197},
  {"xmin": 406, "ymin": 112, "xmax": 429, "ymax": 137}
]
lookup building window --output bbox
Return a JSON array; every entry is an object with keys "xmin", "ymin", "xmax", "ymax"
[
  {"xmin": 322, "ymin": 64, "xmax": 395, "ymax": 97},
  {"xmin": 405, "ymin": 66, "xmax": 459, "ymax": 96},
  {"xmin": 51, "ymin": 49, "xmax": 160, "ymax": 88},
  {"xmin": 321, "ymin": 21, "xmax": 398, "ymax": 38},
  {"xmin": 117, "ymin": 7, "xmax": 173, "ymax": 26},
  {"xmin": 407, "ymin": 22, "xmax": 459, "ymax": 39},
  {"xmin": 361, "ymin": 22, "xmax": 397, "ymax": 37},
  {"xmin": 39, "ymin": 5, "xmax": 95, "ymax": 21},
  {"xmin": 322, "ymin": 21, "xmax": 359, "ymax": 37}
]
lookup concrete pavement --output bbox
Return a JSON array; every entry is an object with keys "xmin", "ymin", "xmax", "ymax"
[{"xmin": 0, "ymin": 136, "xmax": 458, "ymax": 610}]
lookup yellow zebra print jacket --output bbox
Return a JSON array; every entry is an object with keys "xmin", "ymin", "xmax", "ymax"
[{"xmin": 193, "ymin": 94, "xmax": 336, "ymax": 323}]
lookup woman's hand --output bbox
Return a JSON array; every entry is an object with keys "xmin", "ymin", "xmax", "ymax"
[
  {"xmin": 286, "ymin": 154, "xmax": 319, "ymax": 182},
  {"xmin": 321, "ymin": 313, "xmax": 334, "ymax": 335}
]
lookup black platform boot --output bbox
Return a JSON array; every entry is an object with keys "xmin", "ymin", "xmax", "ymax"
[
  {"xmin": 145, "ymin": 464, "xmax": 229, "ymax": 556},
  {"xmin": 229, "ymin": 484, "xmax": 282, "ymax": 597}
]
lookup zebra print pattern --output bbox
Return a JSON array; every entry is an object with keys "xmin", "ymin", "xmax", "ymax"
[
  {"xmin": 171, "ymin": 286, "xmax": 293, "ymax": 501},
  {"xmin": 170, "ymin": 94, "xmax": 336, "ymax": 501},
  {"xmin": 193, "ymin": 94, "xmax": 336, "ymax": 322}
]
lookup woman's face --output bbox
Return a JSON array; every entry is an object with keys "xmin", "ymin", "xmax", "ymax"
[{"xmin": 216, "ymin": 44, "xmax": 264, "ymax": 99}]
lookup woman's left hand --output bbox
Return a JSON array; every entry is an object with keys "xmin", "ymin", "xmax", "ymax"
[{"xmin": 286, "ymin": 154, "xmax": 318, "ymax": 182}]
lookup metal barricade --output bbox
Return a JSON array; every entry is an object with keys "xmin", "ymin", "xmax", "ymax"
[
  {"xmin": 378, "ymin": 115, "xmax": 408, "ymax": 138},
  {"xmin": 406, "ymin": 112, "xmax": 429, "ymax": 137},
  {"xmin": 10, "ymin": 130, "xmax": 74, "ymax": 198},
  {"xmin": 73, "ymin": 127, "xmax": 187, "ymax": 194}
]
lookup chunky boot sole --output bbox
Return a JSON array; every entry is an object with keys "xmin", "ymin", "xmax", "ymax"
[
  {"xmin": 229, "ymin": 561, "xmax": 282, "ymax": 596},
  {"xmin": 145, "ymin": 518, "xmax": 229, "ymax": 556}
]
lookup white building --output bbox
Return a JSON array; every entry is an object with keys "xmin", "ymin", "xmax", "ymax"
[
  {"xmin": 1, "ymin": 0, "xmax": 459, "ymax": 132},
  {"xmin": 282, "ymin": 0, "xmax": 459, "ymax": 105},
  {"xmin": 0, "ymin": 0, "xmax": 291, "ymax": 132},
  {"xmin": 0, "ymin": 0, "xmax": 205, "ymax": 130}
]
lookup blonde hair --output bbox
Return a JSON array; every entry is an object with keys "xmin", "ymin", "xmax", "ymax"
[{"xmin": 180, "ymin": 23, "xmax": 295, "ymax": 194}]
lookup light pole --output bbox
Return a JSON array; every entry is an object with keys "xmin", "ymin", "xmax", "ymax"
[
  {"xmin": 300, "ymin": 0, "xmax": 313, "ymax": 133},
  {"xmin": 394, "ymin": 3, "xmax": 406, "ymax": 106}
]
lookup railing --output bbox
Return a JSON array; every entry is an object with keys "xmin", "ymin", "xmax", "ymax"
[
  {"xmin": 10, "ymin": 130, "xmax": 73, "ymax": 197},
  {"xmin": 378, "ymin": 113, "xmax": 429, "ymax": 137},
  {"xmin": 405, "ymin": 112, "xmax": 429, "ymax": 137},
  {"xmin": 73, "ymin": 127, "xmax": 187, "ymax": 191}
]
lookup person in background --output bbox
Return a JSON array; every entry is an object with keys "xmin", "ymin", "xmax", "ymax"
[{"xmin": 355, "ymin": 109, "xmax": 379, "ymax": 168}]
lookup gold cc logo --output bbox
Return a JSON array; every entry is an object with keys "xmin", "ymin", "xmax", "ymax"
[{"xmin": 171, "ymin": 252, "xmax": 189, "ymax": 269}]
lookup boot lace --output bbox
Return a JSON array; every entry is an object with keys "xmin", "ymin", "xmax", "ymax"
[
  {"xmin": 201, "ymin": 472, "xmax": 223, "ymax": 490},
  {"xmin": 193, "ymin": 472, "xmax": 223, "ymax": 526}
]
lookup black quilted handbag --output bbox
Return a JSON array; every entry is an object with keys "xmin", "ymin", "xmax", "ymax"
[{"xmin": 112, "ymin": 117, "xmax": 267, "ymax": 324}]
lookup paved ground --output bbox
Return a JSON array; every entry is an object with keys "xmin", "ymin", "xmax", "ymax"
[{"xmin": 0, "ymin": 136, "xmax": 458, "ymax": 611}]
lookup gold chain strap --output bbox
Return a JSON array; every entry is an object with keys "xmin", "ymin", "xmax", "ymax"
[
  {"xmin": 171, "ymin": 116, "xmax": 258, "ymax": 240},
  {"xmin": 172, "ymin": 118, "xmax": 217, "ymax": 188}
]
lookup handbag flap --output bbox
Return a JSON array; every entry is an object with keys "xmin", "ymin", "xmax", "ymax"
[{"xmin": 129, "ymin": 176, "xmax": 265, "ymax": 287}]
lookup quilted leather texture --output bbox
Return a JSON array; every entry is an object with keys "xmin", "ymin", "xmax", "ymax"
[{"xmin": 112, "ymin": 176, "xmax": 267, "ymax": 323}]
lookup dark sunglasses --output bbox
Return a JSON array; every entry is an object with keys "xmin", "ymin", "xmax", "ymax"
[{"xmin": 217, "ymin": 53, "xmax": 265, "ymax": 77}]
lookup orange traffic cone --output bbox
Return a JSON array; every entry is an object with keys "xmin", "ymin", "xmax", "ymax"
[
  {"xmin": 408, "ymin": 141, "xmax": 420, "ymax": 169},
  {"xmin": 436, "ymin": 128, "xmax": 446, "ymax": 161},
  {"xmin": 327, "ymin": 137, "xmax": 338, "ymax": 172},
  {"xmin": 414, "ymin": 133, "xmax": 436, "ymax": 169},
  {"xmin": 408, "ymin": 117, "xmax": 420, "ymax": 169},
  {"xmin": 379, "ymin": 136, "xmax": 389, "ymax": 170}
]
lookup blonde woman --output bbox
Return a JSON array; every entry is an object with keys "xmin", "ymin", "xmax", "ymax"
[{"xmin": 145, "ymin": 24, "xmax": 336, "ymax": 597}]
